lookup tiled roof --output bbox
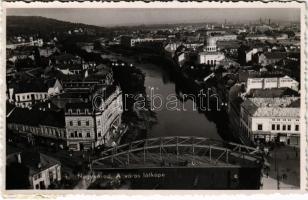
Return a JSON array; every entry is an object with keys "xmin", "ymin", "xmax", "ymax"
[{"xmin": 242, "ymin": 97, "xmax": 300, "ymax": 118}]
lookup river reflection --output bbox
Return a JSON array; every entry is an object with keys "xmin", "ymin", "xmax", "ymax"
[{"xmin": 134, "ymin": 63, "xmax": 221, "ymax": 140}]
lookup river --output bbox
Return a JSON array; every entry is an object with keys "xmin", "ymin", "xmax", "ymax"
[{"xmin": 134, "ymin": 62, "xmax": 221, "ymax": 140}]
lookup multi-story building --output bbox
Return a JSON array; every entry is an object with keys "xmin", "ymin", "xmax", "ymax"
[
  {"xmin": 240, "ymin": 97, "xmax": 300, "ymax": 146},
  {"xmin": 8, "ymin": 83, "xmax": 48, "ymax": 108},
  {"xmin": 6, "ymin": 150, "xmax": 61, "ymax": 189},
  {"xmin": 7, "ymin": 85, "xmax": 123, "ymax": 151},
  {"xmin": 246, "ymin": 75, "xmax": 299, "ymax": 93},
  {"xmin": 76, "ymin": 42, "xmax": 94, "ymax": 53},
  {"xmin": 258, "ymin": 52, "xmax": 287, "ymax": 66},
  {"xmin": 198, "ymin": 51, "xmax": 225, "ymax": 65},
  {"xmin": 65, "ymin": 85, "xmax": 123, "ymax": 151},
  {"xmin": 120, "ymin": 36, "xmax": 167, "ymax": 47},
  {"xmin": 7, "ymin": 107, "xmax": 67, "ymax": 144},
  {"xmin": 7, "ymin": 50, "xmax": 35, "ymax": 63},
  {"xmin": 64, "ymin": 102, "xmax": 96, "ymax": 150},
  {"xmin": 164, "ymin": 42, "xmax": 182, "ymax": 55},
  {"xmin": 8, "ymin": 78, "xmax": 63, "ymax": 108},
  {"xmin": 6, "ymin": 39, "xmax": 44, "ymax": 50},
  {"xmin": 245, "ymin": 34, "xmax": 272, "ymax": 41},
  {"xmin": 237, "ymin": 45, "xmax": 264, "ymax": 65},
  {"xmin": 204, "ymin": 35, "xmax": 237, "ymax": 52},
  {"xmin": 245, "ymin": 48, "xmax": 259, "ymax": 63},
  {"xmin": 183, "ymin": 42, "xmax": 204, "ymax": 50},
  {"xmin": 38, "ymin": 46, "xmax": 59, "ymax": 57},
  {"xmin": 175, "ymin": 52, "xmax": 186, "ymax": 67},
  {"xmin": 205, "ymin": 29, "xmax": 226, "ymax": 36}
]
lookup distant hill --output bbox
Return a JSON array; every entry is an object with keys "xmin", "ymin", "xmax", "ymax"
[{"xmin": 6, "ymin": 16, "xmax": 109, "ymax": 38}]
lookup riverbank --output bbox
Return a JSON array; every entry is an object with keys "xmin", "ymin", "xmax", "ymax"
[{"xmin": 106, "ymin": 45, "xmax": 239, "ymax": 143}]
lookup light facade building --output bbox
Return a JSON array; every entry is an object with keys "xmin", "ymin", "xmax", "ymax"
[
  {"xmin": 258, "ymin": 52, "xmax": 287, "ymax": 66},
  {"xmin": 7, "ymin": 86, "xmax": 123, "ymax": 151},
  {"xmin": 30, "ymin": 155, "xmax": 61, "ymax": 190},
  {"xmin": 183, "ymin": 43, "xmax": 203, "ymax": 50},
  {"xmin": 246, "ymin": 75, "xmax": 299, "ymax": 92},
  {"xmin": 240, "ymin": 97, "xmax": 300, "ymax": 146},
  {"xmin": 121, "ymin": 36, "xmax": 166, "ymax": 47},
  {"xmin": 245, "ymin": 35, "xmax": 271, "ymax": 41},
  {"xmin": 204, "ymin": 35, "xmax": 237, "ymax": 52},
  {"xmin": 6, "ymin": 151, "xmax": 61, "ymax": 189},
  {"xmin": 8, "ymin": 79, "xmax": 63, "ymax": 108},
  {"xmin": 164, "ymin": 42, "xmax": 182, "ymax": 53},
  {"xmin": 14, "ymin": 92, "xmax": 49, "ymax": 108},
  {"xmin": 6, "ymin": 39, "xmax": 44, "ymax": 50},
  {"xmin": 7, "ymin": 107, "xmax": 67, "ymax": 144},
  {"xmin": 38, "ymin": 46, "xmax": 59, "ymax": 57},
  {"xmin": 65, "ymin": 86, "xmax": 123, "ymax": 151},
  {"xmin": 175, "ymin": 52, "xmax": 186, "ymax": 67},
  {"xmin": 198, "ymin": 51, "xmax": 225, "ymax": 65},
  {"xmin": 245, "ymin": 48, "xmax": 259, "ymax": 63}
]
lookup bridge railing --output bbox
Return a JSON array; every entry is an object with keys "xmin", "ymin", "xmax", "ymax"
[{"xmin": 92, "ymin": 136, "xmax": 263, "ymax": 169}]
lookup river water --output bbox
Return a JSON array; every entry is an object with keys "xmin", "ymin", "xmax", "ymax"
[{"xmin": 134, "ymin": 62, "xmax": 221, "ymax": 140}]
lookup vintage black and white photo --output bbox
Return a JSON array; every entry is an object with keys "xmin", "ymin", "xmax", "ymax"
[{"xmin": 3, "ymin": 2, "xmax": 305, "ymax": 191}]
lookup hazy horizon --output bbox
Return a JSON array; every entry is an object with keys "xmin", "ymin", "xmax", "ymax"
[{"xmin": 7, "ymin": 8, "xmax": 300, "ymax": 27}]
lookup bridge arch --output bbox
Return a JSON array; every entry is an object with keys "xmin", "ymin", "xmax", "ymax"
[{"xmin": 91, "ymin": 136, "xmax": 263, "ymax": 170}]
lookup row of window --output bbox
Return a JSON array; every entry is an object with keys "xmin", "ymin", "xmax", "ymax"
[
  {"xmin": 69, "ymin": 131, "xmax": 107, "ymax": 138},
  {"xmin": 205, "ymin": 47, "xmax": 216, "ymax": 51},
  {"xmin": 33, "ymin": 172, "xmax": 42, "ymax": 181},
  {"xmin": 206, "ymin": 60, "xmax": 218, "ymax": 65},
  {"xmin": 272, "ymin": 118, "xmax": 299, "ymax": 122},
  {"xmin": 68, "ymin": 113, "xmax": 115, "ymax": 127},
  {"xmin": 17, "ymin": 93, "xmax": 47, "ymax": 101},
  {"xmin": 69, "ymin": 120, "xmax": 90, "ymax": 126},
  {"xmin": 70, "ymin": 131, "xmax": 91, "ymax": 138},
  {"xmin": 9, "ymin": 124, "xmax": 66, "ymax": 138},
  {"xmin": 64, "ymin": 83, "xmax": 94, "ymax": 87},
  {"xmin": 273, "ymin": 118, "xmax": 291, "ymax": 122},
  {"xmin": 249, "ymin": 80, "xmax": 263, "ymax": 83},
  {"xmin": 280, "ymin": 79, "xmax": 293, "ymax": 82},
  {"xmin": 257, "ymin": 124, "xmax": 300, "ymax": 131},
  {"xmin": 17, "ymin": 102, "xmax": 32, "ymax": 107},
  {"xmin": 67, "ymin": 109, "xmax": 90, "ymax": 115}
]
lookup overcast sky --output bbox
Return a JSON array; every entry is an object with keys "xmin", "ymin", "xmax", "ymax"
[{"xmin": 7, "ymin": 8, "xmax": 300, "ymax": 27}]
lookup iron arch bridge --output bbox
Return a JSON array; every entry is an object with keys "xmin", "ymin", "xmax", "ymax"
[{"xmin": 91, "ymin": 136, "xmax": 264, "ymax": 170}]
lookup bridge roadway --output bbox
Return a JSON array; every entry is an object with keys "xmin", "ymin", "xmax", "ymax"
[{"xmin": 91, "ymin": 136, "xmax": 264, "ymax": 170}]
